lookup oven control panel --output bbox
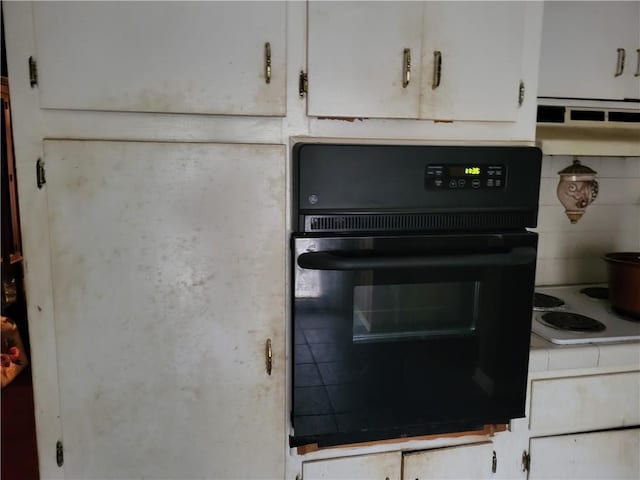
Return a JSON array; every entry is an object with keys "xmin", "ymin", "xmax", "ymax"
[{"xmin": 425, "ymin": 164, "xmax": 506, "ymax": 190}]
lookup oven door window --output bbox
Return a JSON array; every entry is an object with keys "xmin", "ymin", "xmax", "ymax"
[
  {"xmin": 291, "ymin": 235, "xmax": 537, "ymax": 448},
  {"xmin": 353, "ymin": 282, "xmax": 478, "ymax": 343}
]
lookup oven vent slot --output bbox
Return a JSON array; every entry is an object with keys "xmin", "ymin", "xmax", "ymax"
[{"xmin": 304, "ymin": 212, "xmax": 530, "ymax": 232}]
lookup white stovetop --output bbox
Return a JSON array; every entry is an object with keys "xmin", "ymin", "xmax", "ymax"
[{"xmin": 532, "ymin": 284, "xmax": 640, "ymax": 345}]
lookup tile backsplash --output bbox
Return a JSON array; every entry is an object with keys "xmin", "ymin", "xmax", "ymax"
[{"xmin": 532, "ymin": 155, "xmax": 640, "ymax": 286}]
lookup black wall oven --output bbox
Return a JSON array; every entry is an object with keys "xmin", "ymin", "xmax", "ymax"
[{"xmin": 290, "ymin": 144, "xmax": 542, "ymax": 448}]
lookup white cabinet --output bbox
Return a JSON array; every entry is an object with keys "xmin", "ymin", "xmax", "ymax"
[
  {"xmin": 526, "ymin": 368, "xmax": 640, "ymax": 480},
  {"xmin": 43, "ymin": 141, "xmax": 285, "ymax": 479},
  {"xmin": 307, "ymin": 2, "xmax": 424, "ymax": 119},
  {"xmin": 420, "ymin": 2, "xmax": 526, "ymax": 122},
  {"xmin": 303, "ymin": 452, "xmax": 401, "ymax": 480},
  {"xmin": 538, "ymin": 1, "xmax": 640, "ymax": 101},
  {"xmin": 32, "ymin": 2, "xmax": 286, "ymax": 115},
  {"xmin": 403, "ymin": 442, "xmax": 496, "ymax": 480},
  {"xmin": 301, "ymin": 443, "xmax": 497, "ymax": 480},
  {"xmin": 528, "ymin": 429, "xmax": 640, "ymax": 480},
  {"xmin": 528, "ymin": 371, "xmax": 640, "ymax": 436},
  {"xmin": 307, "ymin": 1, "xmax": 528, "ymax": 121}
]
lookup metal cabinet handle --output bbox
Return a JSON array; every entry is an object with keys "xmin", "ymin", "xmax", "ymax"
[
  {"xmin": 402, "ymin": 48, "xmax": 411, "ymax": 88},
  {"xmin": 265, "ymin": 338, "xmax": 272, "ymax": 375},
  {"xmin": 264, "ymin": 42, "xmax": 272, "ymax": 84},
  {"xmin": 433, "ymin": 51, "xmax": 442, "ymax": 89},
  {"xmin": 635, "ymin": 49, "xmax": 640, "ymax": 77},
  {"xmin": 615, "ymin": 48, "xmax": 626, "ymax": 77}
]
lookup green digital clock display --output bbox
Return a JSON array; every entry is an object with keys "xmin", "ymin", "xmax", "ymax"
[{"xmin": 449, "ymin": 166, "xmax": 482, "ymax": 176}]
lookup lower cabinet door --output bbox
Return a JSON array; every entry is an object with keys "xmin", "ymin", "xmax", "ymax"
[
  {"xmin": 303, "ymin": 452, "xmax": 402, "ymax": 480},
  {"xmin": 43, "ymin": 140, "xmax": 285, "ymax": 479},
  {"xmin": 403, "ymin": 442, "xmax": 496, "ymax": 479},
  {"xmin": 529, "ymin": 429, "xmax": 640, "ymax": 479}
]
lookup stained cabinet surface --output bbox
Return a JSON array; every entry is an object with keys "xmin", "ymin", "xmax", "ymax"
[
  {"xmin": 43, "ymin": 140, "xmax": 285, "ymax": 479},
  {"xmin": 307, "ymin": 1, "xmax": 527, "ymax": 121},
  {"xmin": 303, "ymin": 452, "xmax": 402, "ymax": 480},
  {"xmin": 538, "ymin": 1, "xmax": 640, "ymax": 101},
  {"xmin": 402, "ymin": 442, "xmax": 496, "ymax": 480},
  {"xmin": 528, "ymin": 429, "xmax": 640, "ymax": 479},
  {"xmin": 32, "ymin": 2, "xmax": 286, "ymax": 115},
  {"xmin": 307, "ymin": 1, "xmax": 424, "ymax": 119},
  {"xmin": 419, "ymin": 2, "xmax": 526, "ymax": 121},
  {"xmin": 528, "ymin": 371, "xmax": 640, "ymax": 436}
]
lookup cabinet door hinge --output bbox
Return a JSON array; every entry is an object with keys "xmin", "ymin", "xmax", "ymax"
[
  {"xmin": 299, "ymin": 70, "xmax": 308, "ymax": 98},
  {"xmin": 518, "ymin": 81, "xmax": 525, "ymax": 107},
  {"xmin": 56, "ymin": 440, "xmax": 64, "ymax": 467},
  {"xmin": 492, "ymin": 450, "xmax": 497, "ymax": 473},
  {"xmin": 29, "ymin": 56, "xmax": 38, "ymax": 88},
  {"xmin": 36, "ymin": 158, "xmax": 46, "ymax": 189},
  {"xmin": 521, "ymin": 450, "xmax": 530, "ymax": 472}
]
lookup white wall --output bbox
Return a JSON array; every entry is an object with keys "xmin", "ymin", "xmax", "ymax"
[{"xmin": 533, "ymin": 155, "xmax": 640, "ymax": 286}]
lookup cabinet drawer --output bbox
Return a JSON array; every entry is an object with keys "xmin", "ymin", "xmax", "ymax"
[
  {"xmin": 529, "ymin": 371, "xmax": 640, "ymax": 434},
  {"xmin": 302, "ymin": 452, "xmax": 401, "ymax": 480},
  {"xmin": 529, "ymin": 429, "xmax": 640, "ymax": 480},
  {"xmin": 403, "ymin": 442, "xmax": 495, "ymax": 480}
]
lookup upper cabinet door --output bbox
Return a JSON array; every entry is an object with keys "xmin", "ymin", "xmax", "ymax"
[
  {"xmin": 538, "ymin": 1, "xmax": 640, "ymax": 101},
  {"xmin": 624, "ymin": 5, "xmax": 640, "ymax": 101},
  {"xmin": 420, "ymin": 2, "xmax": 527, "ymax": 121},
  {"xmin": 32, "ymin": 2, "xmax": 286, "ymax": 115},
  {"xmin": 307, "ymin": 2, "xmax": 424, "ymax": 119}
]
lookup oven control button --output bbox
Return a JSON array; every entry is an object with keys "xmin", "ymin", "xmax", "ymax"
[
  {"xmin": 472, "ymin": 179, "xmax": 481, "ymax": 188},
  {"xmin": 434, "ymin": 178, "xmax": 443, "ymax": 187},
  {"xmin": 449, "ymin": 180, "xmax": 457, "ymax": 188},
  {"xmin": 495, "ymin": 179, "xmax": 502, "ymax": 187},
  {"xmin": 487, "ymin": 179, "xmax": 494, "ymax": 187},
  {"xmin": 457, "ymin": 179, "xmax": 466, "ymax": 188}
]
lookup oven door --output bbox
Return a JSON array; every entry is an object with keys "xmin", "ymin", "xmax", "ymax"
[{"xmin": 291, "ymin": 232, "xmax": 537, "ymax": 447}]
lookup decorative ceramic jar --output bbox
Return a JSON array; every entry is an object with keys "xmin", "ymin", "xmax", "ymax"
[{"xmin": 556, "ymin": 159, "xmax": 598, "ymax": 224}]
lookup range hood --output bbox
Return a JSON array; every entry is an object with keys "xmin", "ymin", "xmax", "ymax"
[{"xmin": 536, "ymin": 98, "xmax": 640, "ymax": 156}]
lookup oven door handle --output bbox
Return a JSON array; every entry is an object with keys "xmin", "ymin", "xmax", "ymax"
[{"xmin": 297, "ymin": 247, "xmax": 536, "ymax": 270}]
